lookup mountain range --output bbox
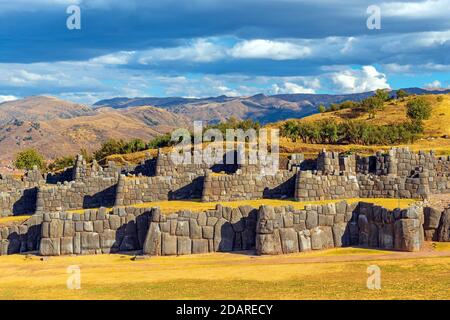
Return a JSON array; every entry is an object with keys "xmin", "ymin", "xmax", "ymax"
[{"xmin": 0, "ymin": 87, "xmax": 449, "ymax": 165}]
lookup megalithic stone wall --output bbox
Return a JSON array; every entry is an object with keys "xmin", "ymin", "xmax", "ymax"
[
  {"xmin": 39, "ymin": 206, "xmax": 152, "ymax": 256},
  {"xmin": 143, "ymin": 205, "xmax": 258, "ymax": 255},
  {"xmin": 0, "ymin": 214, "xmax": 43, "ymax": 255},
  {"xmin": 37, "ymin": 201, "xmax": 425, "ymax": 256},
  {"xmin": 255, "ymin": 201, "xmax": 424, "ymax": 254}
]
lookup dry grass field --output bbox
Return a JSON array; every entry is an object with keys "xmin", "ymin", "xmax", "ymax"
[
  {"xmin": 1, "ymin": 244, "xmax": 450, "ymax": 300},
  {"xmin": 63, "ymin": 198, "xmax": 417, "ymax": 215}
]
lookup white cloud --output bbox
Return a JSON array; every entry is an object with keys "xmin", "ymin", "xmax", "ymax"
[
  {"xmin": 331, "ymin": 65, "xmax": 390, "ymax": 93},
  {"xmin": 271, "ymin": 82, "xmax": 316, "ymax": 94},
  {"xmin": 138, "ymin": 39, "xmax": 225, "ymax": 64},
  {"xmin": 381, "ymin": 0, "xmax": 450, "ymax": 18},
  {"xmin": 90, "ymin": 51, "xmax": 135, "ymax": 65},
  {"xmin": 425, "ymin": 80, "xmax": 442, "ymax": 88},
  {"xmin": 0, "ymin": 95, "xmax": 18, "ymax": 103},
  {"xmin": 229, "ymin": 39, "xmax": 311, "ymax": 60}
]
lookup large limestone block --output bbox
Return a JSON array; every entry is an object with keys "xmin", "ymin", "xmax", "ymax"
[
  {"xmin": 177, "ymin": 237, "xmax": 192, "ymax": 255},
  {"xmin": 40, "ymin": 238, "xmax": 61, "ymax": 256},
  {"xmin": 192, "ymin": 239, "xmax": 209, "ymax": 254},
  {"xmin": 332, "ymin": 223, "xmax": 349, "ymax": 248},
  {"xmin": 298, "ymin": 230, "xmax": 311, "ymax": 252},
  {"xmin": 100, "ymin": 229, "xmax": 117, "ymax": 249},
  {"xmin": 143, "ymin": 222, "xmax": 161, "ymax": 255},
  {"xmin": 256, "ymin": 230, "xmax": 282, "ymax": 255},
  {"xmin": 394, "ymin": 219, "xmax": 422, "ymax": 252},
  {"xmin": 214, "ymin": 218, "xmax": 234, "ymax": 252},
  {"xmin": 438, "ymin": 209, "xmax": 450, "ymax": 242},
  {"xmin": 379, "ymin": 223, "xmax": 394, "ymax": 249},
  {"xmin": 81, "ymin": 232, "xmax": 100, "ymax": 251},
  {"xmin": 310, "ymin": 226, "xmax": 334, "ymax": 250},
  {"xmin": 60, "ymin": 237, "xmax": 74, "ymax": 255},
  {"xmin": 279, "ymin": 228, "xmax": 299, "ymax": 254},
  {"xmin": 189, "ymin": 218, "xmax": 202, "ymax": 239},
  {"xmin": 424, "ymin": 207, "xmax": 442, "ymax": 230},
  {"xmin": 162, "ymin": 233, "xmax": 177, "ymax": 255},
  {"xmin": 49, "ymin": 220, "xmax": 64, "ymax": 238}
]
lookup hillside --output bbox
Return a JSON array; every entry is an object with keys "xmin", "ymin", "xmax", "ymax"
[
  {"xmin": 0, "ymin": 96, "xmax": 95, "ymax": 125},
  {"xmin": 0, "ymin": 98, "xmax": 190, "ymax": 165},
  {"xmin": 104, "ymin": 93, "xmax": 450, "ymax": 166},
  {"xmin": 276, "ymin": 93, "xmax": 450, "ymax": 156},
  {"xmin": 93, "ymin": 88, "xmax": 450, "ymax": 124}
]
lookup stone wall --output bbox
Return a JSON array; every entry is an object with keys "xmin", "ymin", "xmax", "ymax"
[
  {"xmin": 36, "ymin": 177, "xmax": 118, "ymax": 212},
  {"xmin": 256, "ymin": 201, "xmax": 423, "ymax": 254},
  {"xmin": 39, "ymin": 206, "xmax": 151, "ymax": 256},
  {"xmin": 115, "ymin": 174, "xmax": 204, "ymax": 206},
  {"xmin": 294, "ymin": 171, "xmax": 359, "ymax": 201},
  {"xmin": 0, "ymin": 167, "xmax": 44, "ymax": 216},
  {"xmin": 0, "ymin": 214, "xmax": 43, "ymax": 255},
  {"xmin": 143, "ymin": 205, "xmax": 257, "ymax": 256},
  {"xmin": 201, "ymin": 170, "xmax": 296, "ymax": 202},
  {"xmin": 423, "ymin": 206, "xmax": 450, "ymax": 242},
  {"xmin": 36, "ymin": 201, "xmax": 425, "ymax": 256}
]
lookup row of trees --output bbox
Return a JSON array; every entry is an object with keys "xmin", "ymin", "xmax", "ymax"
[
  {"xmin": 318, "ymin": 89, "xmax": 409, "ymax": 118},
  {"xmin": 280, "ymin": 119, "xmax": 422, "ymax": 145},
  {"xmin": 282, "ymin": 97, "xmax": 432, "ymax": 145}
]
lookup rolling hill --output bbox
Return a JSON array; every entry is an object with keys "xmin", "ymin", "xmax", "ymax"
[
  {"xmin": 93, "ymin": 87, "xmax": 450, "ymax": 124},
  {"xmin": 0, "ymin": 97, "xmax": 190, "ymax": 165}
]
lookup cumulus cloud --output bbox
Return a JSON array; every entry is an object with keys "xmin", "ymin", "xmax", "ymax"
[
  {"xmin": 425, "ymin": 80, "xmax": 442, "ymax": 88},
  {"xmin": 229, "ymin": 39, "xmax": 311, "ymax": 60},
  {"xmin": 271, "ymin": 82, "xmax": 316, "ymax": 94},
  {"xmin": 138, "ymin": 39, "xmax": 226, "ymax": 64},
  {"xmin": 90, "ymin": 51, "xmax": 135, "ymax": 65},
  {"xmin": 381, "ymin": 0, "xmax": 450, "ymax": 18},
  {"xmin": 331, "ymin": 66, "xmax": 390, "ymax": 93},
  {"xmin": 0, "ymin": 95, "xmax": 18, "ymax": 103}
]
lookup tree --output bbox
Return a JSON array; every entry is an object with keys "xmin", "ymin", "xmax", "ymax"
[
  {"xmin": 406, "ymin": 98, "xmax": 432, "ymax": 121},
  {"xmin": 396, "ymin": 89, "xmax": 408, "ymax": 100},
  {"xmin": 318, "ymin": 104, "xmax": 326, "ymax": 113},
  {"xmin": 14, "ymin": 148, "xmax": 45, "ymax": 171},
  {"xmin": 93, "ymin": 139, "xmax": 126, "ymax": 161},
  {"xmin": 361, "ymin": 96, "xmax": 384, "ymax": 118},
  {"xmin": 375, "ymin": 89, "xmax": 390, "ymax": 102}
]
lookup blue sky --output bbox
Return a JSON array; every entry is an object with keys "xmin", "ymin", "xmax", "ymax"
[{"xmin": 0, "ymin": 0, "xmax": 449, "ymax": 104}]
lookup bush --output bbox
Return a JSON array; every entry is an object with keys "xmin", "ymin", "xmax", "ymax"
[
  {"xmin": 280, "ymin": 119, "xmax": 420, "ymax": 146},
  {"xmin": 48, "ymin": 156, "xmax": 75, "ymax": 171},
  {"xmin": 147, "ymin": 134, "xmax": 173, "ymax": 149},
  {"xmin": 375, "ymin": 89, "xmax": 390, "ymax": 102},
  {"xmin": 406, "ymin": 98, "xmax": 432, "ymax": 121},
  {"xmin": 361, "ymin": 96, "xmax": 384, "ymax": 118},
  {"xmin": 396, "ymin": 89, "xmax": 408, "ymax": 100},
  {"xmin": 318, "ymin": 104, "xmax": 326, "ymax": 113},
  {"xmin": 437, "ymin": 96, "xmax": 444, "ymax": 102},
  {"xmin": 93, "ymin": 139, "xmax": 126, "ymax": 160},
  {"xmin": 14, "ymin": 148, "xmax": 45, "ymax": 171}
]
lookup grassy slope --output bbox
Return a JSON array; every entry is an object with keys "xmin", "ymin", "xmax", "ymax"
[
  {"xmin": 104, "ymin": 94, "xmax": 450, "ymax": 165},
  {"xmin": 1, "ymin": 245, "xmax": 450, "ymax": 299},
  {"xmin": 64, "ymin": 198, "xmax": 417, "ymax": 215},
  {"xmin": 278, "ymin": 93, "xmax": 450, "ymax": 157}
]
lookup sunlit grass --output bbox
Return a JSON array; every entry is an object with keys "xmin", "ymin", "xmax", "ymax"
[
  {"xmin": 66, "ymin": 198, "xmax": 417, "ymax": 215},
  {"xmin": 1, "ymin": 247, "xmax": 449, "ymax": 300}
]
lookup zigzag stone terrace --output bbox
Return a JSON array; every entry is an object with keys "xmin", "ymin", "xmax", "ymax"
[{"xmin": 0, "ymin": 147, "xmax": 449, "ymax": 256}]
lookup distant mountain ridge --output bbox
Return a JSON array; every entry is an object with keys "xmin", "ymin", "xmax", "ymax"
[{"xmin": 93, "ymin": 87, "xmax": 450, "ymax": 124}]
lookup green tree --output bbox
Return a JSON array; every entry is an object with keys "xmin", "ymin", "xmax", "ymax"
[
  {"xmin": 14, "ymin": 148, "xmax": 45, "ymax": 170},
  {"xmin": 48, "ymin": 156, "xmax": 75, "ymax": 171},
  {"xmin": 318, "ymin": 104, "xmax": 326, "ymax": 113},
  {"xmin": 94, "ymin": 139, "xmax": 126, "ymax": 161},
  {"xmin": 375, "ymin": 89, "xmax": 390, "ymax": 102},
  {"xmin": 396, "ymin": 89, "xmax": 408, "ymax": 100},
  {"xmin": 406, "ymin": 98, "xmax": 432, "ymax": 121},
  {"xmin": 361, "ymin": 96, "xmax": 384, "ymax": 118}
]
